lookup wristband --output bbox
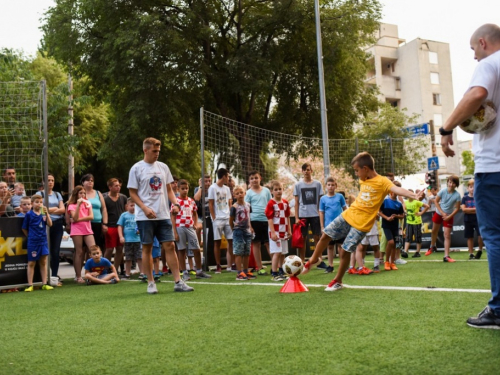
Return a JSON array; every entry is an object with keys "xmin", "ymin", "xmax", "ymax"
[
  {"xmin": 173, "ymin": 204, "xmax": 181, "ymax": 208},
  {"xmin": 438, "ymin": 127, "xmax": 453, "ymax": 136},
  {"xmin": 102, "ymin": 223, "xmax": 108, "ymax": 225}
]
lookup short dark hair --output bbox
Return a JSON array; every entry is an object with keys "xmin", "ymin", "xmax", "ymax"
[
  {"xmin": 393, "ymin": 181, "xmax": 402, "ymax": 188},
  {"xmin": 351, "ymin": 152, "xmax": 374, "ymax": 170},
  {"xmin": 80, "ymin": 173, "xmax": 94, "ymax": 184},
  {"xmin": 301, "ymin": 163, "xmax": 312, "ymax": 171},
  {"xmin": 217, "ymin": 168, "xmax": 229, "ymax": 180},
  {"xmin": 448, "ymin": 175, "xmax": 460, "ymax": 188},
  {"xmin": 248, "ymin": 170, "xmax": 261, "ymax": 178},
  {"xmin": 178, "ymin": 179, "xmax": 189, "ymax": 188},
  {"xmin": 325, "ymin": 177, "xmax": 335, "ymax": 184},
  {"xmin": 385, "ymin": 172, "xmax": 395, "ymax": 179},
  {"xmin": 3, "ymin": 166, "xmax": 15, "ymax": 174}
]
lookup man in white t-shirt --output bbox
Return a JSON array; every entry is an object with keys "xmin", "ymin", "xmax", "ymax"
[
  {"xmin": 440, "ymin": 24, "xmax": 500, "ymax": 329},
  {"xmin": 208, "ymin": 168, "xmax": 234, "ymax": 274},
  {"xmin": 128, "ymin": 137, "xmax": 193, "ymax": 294}
]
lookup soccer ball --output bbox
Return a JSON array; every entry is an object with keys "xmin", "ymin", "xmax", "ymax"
[
  {"xmin": 282, "ymin": 255, "xmax": 304, "ymax": 277},
  {"xmin": 459, "ymin": 101, "xmax": 497, "ymax": 134}
]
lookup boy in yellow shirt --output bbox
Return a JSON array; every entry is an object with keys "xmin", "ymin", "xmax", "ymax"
[{"xmin": 302, "ymin": 152, "xmax": 423, "ymax": 291}]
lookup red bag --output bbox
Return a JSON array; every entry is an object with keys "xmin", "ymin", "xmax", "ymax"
[{"xmin": 292, "ymin": 220, "xmax": 306, "ymax": 249}]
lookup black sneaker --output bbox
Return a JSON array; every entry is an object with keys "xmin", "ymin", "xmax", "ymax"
[
  {"xmin": 401, "ymin": 251, "xmax": 409, "ymax": 258},
  {"xmin": 475, "ymin": 250, "xmax": 483, "ymax": 260},
  {"xmin": 469, "ymin": 253, "xmax": 475, "ymax": 260},
  {"xmin": 467, "ymin": 306, "xmax": 500, "ymax": 330},
  {"xmin": 324, "ymin": 266, "xmax": 334, "ymax": 274},
  {"xmin": 412, "ymin": 252, "xmax": 421, "ymax": 258},
  {"xmin": 316, "ymin": 261, "xmax": 328, "ymax": 269}
]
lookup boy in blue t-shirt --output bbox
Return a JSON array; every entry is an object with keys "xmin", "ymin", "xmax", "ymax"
[
  {"xmin": 83, "ymin": 245, "xmax": 120, "ymax": 285},
  {"xmin": 22, "ymin": 195, "xmax": 53, "ymax": 292},
  {"xmin": 461, "ymin": 179, "xmax": 484, "ymax": 260},
  {"xmin": 426, "ymin": 175, "xmax": 462, "ymax": 262},
  {"xmin": 319, "ymin": 177, "xmax": 347, "ymax": 273},
  {"xmin": 379, "ymin": 182, "xmax": 405, "ymax": 271},
  {"xmin": 118, "ymin": 198, "xmax": 142, "ymax": 278}
]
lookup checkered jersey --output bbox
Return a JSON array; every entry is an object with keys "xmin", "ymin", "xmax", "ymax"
[
  {"xmin": 265, "ymin": 198, "xmax": 290, "ymax": 238},
  {"xmin": 172, "ymin": 197, "xmax": 197, "ymax": 228}
]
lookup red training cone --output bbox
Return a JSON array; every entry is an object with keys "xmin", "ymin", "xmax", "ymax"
[
  {"xmin": 248, "ymin": 243, "xmax": 257, "ymax": 269},
  {"xmin": 279, "ymin": 275, "xmax": 309, "ymax": 293}
]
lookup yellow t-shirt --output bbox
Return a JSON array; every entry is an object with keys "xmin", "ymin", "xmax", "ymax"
[{"xmin": 342, "ymin": 175, "xmax": 394, "ymax": 232}]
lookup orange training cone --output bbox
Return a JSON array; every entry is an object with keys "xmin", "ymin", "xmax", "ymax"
[{"xmin": 279, "ymin": 275, "xmax": 309, "ymax": 293}]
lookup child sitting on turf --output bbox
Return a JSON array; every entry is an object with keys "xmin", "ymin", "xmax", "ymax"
[
  {"xmin": 379, "ymin": 181, "xmax": 406, "ymax": 271},
  {"xmin": 172, "ymin": 179, "xmax": 212, "ymax": 281},
  {"xmin": 118, "ymin": 198, "xmax": 142, "ymax": 279},
  {"xmin": 265, "ymin": 180, "xmax": 292, "ymax": 281},
  {"xmin": 302, "ymin": 152, "xmax": 422, "ymax": 291},
  {"xmin": 319, "ymin": 177, "xmax": 347, "ymax": 274},
  {"xmin": 426, "ymin": 175, "xmax": 461, "ymax": 262},
  {"xmin": 17, "ymin": 196, "xmax": 32, "ymax": 217},
  {"xmin": 22, "ymin": 194, "xmax": 54, "ymax": 292},
  {"xmin": 230, "ymin": 186, "xmax": 255, "ymax": 280},
  {"xmin": 461, "ymin": 179, "xmax": 484, "ymax": 260},
  {"xmin": 404, "ymin": 189, "xmax": 429, "ymax": 258},
  {"xmin": 83, "ymin": 245, "xmax": 120, "ymax": 285}
]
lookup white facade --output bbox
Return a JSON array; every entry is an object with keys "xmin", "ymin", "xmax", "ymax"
[{"xmin": 366, "ymin": 23, "xmax": 460, "ymax": 176}]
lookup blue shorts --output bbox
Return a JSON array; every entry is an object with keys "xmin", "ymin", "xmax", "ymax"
[
  {"xmin": 137, "ymin": 220, "xmax": 174, "ymax": 245},
  {"xmin": 28, "ymin": 243, "xmax": 49, "ymax": 261},
  {"xmin": 323, "ymin": 215, "xmax": 367, "ymax": 253},
  {"xmin": 152, "ymin": 245, "xmax": 161, "ymax": 259},
  {"xmin": 232, "ymin": 228, "xmax": 252, "ymax": 256}
]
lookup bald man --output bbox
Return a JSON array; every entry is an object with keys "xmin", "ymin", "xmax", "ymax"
[{"xmin": 440, "ymin": 24, "xmax": 500, "ymax": 330}]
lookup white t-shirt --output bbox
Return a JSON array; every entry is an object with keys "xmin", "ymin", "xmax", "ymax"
[
  {"xmin": 127, "ymin": 160, "xmax": 173, "ymax": 221},
  {"xmin": 207, "ymin": 183, "xmax": 231, "ymax": 220},
  {"xmin": 469, "ymin": 50, "xmax": 500, "ymax": 173}
]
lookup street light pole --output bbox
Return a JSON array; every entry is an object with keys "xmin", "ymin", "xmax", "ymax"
[{"xmin": 314, "ymin": 0, "xmax": 330, "ymax": 181}]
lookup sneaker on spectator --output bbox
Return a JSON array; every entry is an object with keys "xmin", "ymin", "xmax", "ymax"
[
  {"xmin": 42, "ymin": 284, "xmax": 54, "ymax": 290},
  {"xmin": 196, "ymin": 271, "xmax": 212, "ymax": 279},
  {"xmin": 357, "ymin": 267, "xmax": 374, "ymax": 275},
  {"xmin": 401, "ymin": 251, "xmax": 409, "ymax": 258},
  {"xmin": 138, "ymin": 273, "xmax": 147, "ymax": 280},
  {"xmin": 325, "ymin": 280, "xmax": 343, "ymax": 292},
  {"xmin": 174, "ymin": 280, "xmax": 194, "ymax": 292},
  {"xmin": 324, "ymin": 266, "xmax": 334, "ymax": 274},
  {"xmin": 467, "ymin": 306, "xmax": 500, "ymax": 330},
  {"xmin": 347, "ymin": 267, "xmax": 358, "ymax": 275},
  {"xmin": 86, "ymin": 279, "xmax": 92, "ymax": 286},
  {"xmin": 215, "ymin": 265, "xmax": 222, "ymax": 274},
  {"xmin": 147, "ymin": 282, "xmax": 158, "ymax": 294},
  {"xmin": 257, "ymin": 269, "xmax": 267, "ymax": 275},
  {"xmin": 384, "ymin": 262, "xmax": 391, "ymax": 271},
  {"xmin": 182, "ymin": 272, "xmax": 191, "ymax": 281},
  {"xmin": 236, "ymin": 272, "xmax": 248, "ymax": 281},
  {"xmin": 395, "ymin": 259, "xmax": 407, "ymax": 265},
  {"xmin": 469, "ymin": 253, "xmax": 476, "ymax": 260},
  {"xmin": 425, "ymin": 246, "xmax": 437, "ymax": 256},
  {"xmin": 110, "ymin": 278, "xmax": 118, "ymax": 284},
  {"xmin": 390, "ymin": 263, "xmax": 398, "ymax": 270},
  {"xmin": 121, "ymin": 274, "xmax": 131, "ymax": 280},
  {"xmin": 271, "ymin": 275, "xmax": 284, "ymax": 281},
  {"xmin": 189, "ymin": 270, "xmax": 196, "ymax": 276},
  {"xmin": 24, "ymin": 285, "xmax": 33, "ymax": 292},
  {"xmin": 443, "ymin": 256, "xmax": 456, "ymax": 263},
  {"xmin": 316, "ymin": 261, "xmax": 328, "ymax": 269},
  {"xmin": 372, "ymin": 265, "xmax": 380, "ymax": 273},
  {"xmin": 412, "ymin": 252, "xmax": 421, "ymax": 258},
  {"xmin": 231, "ymin": 264, "xmax": 238, "ymax": 272},
  {"xmin": 246, "ymin": 271, "xmax": 256, "ymax": 280},
  {"xmin": 162, "ymin": 265, "xmax": 168, "ymax": 273},
  {"xmin": 475, "ymin": 250, "xmax": 483, "ymax": 260}
]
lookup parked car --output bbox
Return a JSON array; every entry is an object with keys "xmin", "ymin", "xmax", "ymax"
[{"xmin": 59, "ymin": 231, "xmax": 74, "ymax": 264}]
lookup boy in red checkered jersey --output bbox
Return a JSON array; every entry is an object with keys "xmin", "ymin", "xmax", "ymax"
[
  {"xmin": 265, "ymin": 180, "xmax": 292, "ymax": 281},
  {"xmin": 171, "ymin": 180, "xmax": 211, "ymax": 280}
]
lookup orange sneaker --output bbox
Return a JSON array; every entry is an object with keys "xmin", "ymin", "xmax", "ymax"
[
  {"xmin": 357, "ymin": 266, "xmax": 374, "ymax": 275},
  {"xmin": 348, "ymin": 267, "xmax": 358, "ymax": 274},
  {"xmin": 384, "ymin": 262, "xmax": 391, "ymax": 271},
  {"xmin": 390, "ymin": 263, "xmax": 399, "ymax": 270}
]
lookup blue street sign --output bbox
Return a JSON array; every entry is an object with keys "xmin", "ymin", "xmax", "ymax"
[
  {"xmin": 405, "ymin": 123, "xmax": 429, "ymax": 137},
  {"xmin": 428, "ymin": 156, "xmax": 439, "ymax": 171}
]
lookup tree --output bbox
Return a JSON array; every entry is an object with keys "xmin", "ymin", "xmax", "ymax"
[
  {"xmin": 461, "ymin": 150, "xmax": 475, "ymax": 176},
  {"xmin": 42, "ymin": 0, "xmax": 382, "ymax": 180},
  {"xmin": 355, "ymin": 103, "xmax": 428, "ymax": 177}
]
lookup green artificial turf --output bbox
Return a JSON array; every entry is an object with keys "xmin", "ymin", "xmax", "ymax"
[{"xmin": 2, "ymin": 251, "xmax": 499, "ymax": 375}]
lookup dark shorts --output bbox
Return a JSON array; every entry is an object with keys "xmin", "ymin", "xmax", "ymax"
[
  {"xmin": 383, "ymin": 227, "xmax": 399, "ymax": 242},
  {"xmin": 124, "ymin": 242, "xmax": 142, "ymax": 260},
  {"xmin": 233, "ymin": 228, "xmax": 252, "ymax": 256},
  {"xmin": 328, "ymin": 238, "xmax": 345, "ymax": 246},
  {"xmin": 464, "ymin": 221, "xmax": 481, "ymax": 238},
  {"xmin": 432, "ymin": 212, "xmax": 453, "ymax": 228},
  {"xmin": 251, "ymin": 221, "xmax": 269, "ymax": 244},
  {"xmin": 137, "ymin": 219, "xmax": 175, "ymax": 244},
  {"xmin": 406, "ymin": 224, "xmax": 422, "ymax": 244},
  {"xmin": 299, "ymin": 216, "xmax": 322, "ymax": 237},
  {"xmin": 28, "ymin": 243, "xmax": 49, "ymax": 262},
  {"xmin": 105, "ymin": 226, "xmax": 121, "ymax": 249}
]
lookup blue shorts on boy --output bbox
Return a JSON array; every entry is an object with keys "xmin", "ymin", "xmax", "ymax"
[
  {"xmin": 84, "ymin": 257, "xmax": 112, "ymax": 276},
  {"xmin": 151, "ymin": 237, "xmax": 161, "ymax": 259},
  {"xmin": 232, "ymin": 228, "xmax": 252, "ymax": 256},
  {"xmin": 22, "ymin": 210, "xmax": 49, "ymax": 261}
]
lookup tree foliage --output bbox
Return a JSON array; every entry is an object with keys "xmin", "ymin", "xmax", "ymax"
[
  {"xmin": 42, "ymin": 0, "xmax": 382, "ymax": 179},
  {"xmin": 461, "ymin": 150, "xmax": 475, "ymax": 176}
]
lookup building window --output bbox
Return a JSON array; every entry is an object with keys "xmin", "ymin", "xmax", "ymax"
[
  {"xmin": 430, "ymin": 72, "xmax": 440, "ymax": 84},
  {"xmin": 429, "ymin": 51, "xmax": 438, "ymax": 64},
  {"xmin": 434, "ymin": 113, "xmax": 443, "ymax": 126},
  {"xmin": 433, "ymin": 93, "xmax": 441, "ymax": 105}
]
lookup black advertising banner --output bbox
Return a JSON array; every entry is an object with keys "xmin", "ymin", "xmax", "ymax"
[{"xmin": 0, "ymin": 217, "xmax": 41, "ymax": 289}]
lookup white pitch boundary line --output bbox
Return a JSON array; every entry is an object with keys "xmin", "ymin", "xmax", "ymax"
[{"xmin": 124, "ymin": 279, "xmax": 490, "ymax": 293}]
